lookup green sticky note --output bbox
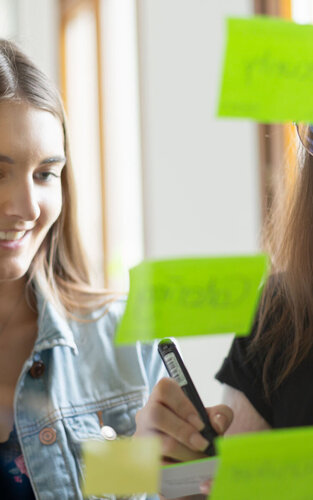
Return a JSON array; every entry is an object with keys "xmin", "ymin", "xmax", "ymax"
[
  {"xmin": 218, "ymin": 16, "xmax": 313, "ymax": 123},
  {"xmin": 82, "ymin": 437, "xmax": 161, "ymax": 496},
  {"xmin": 116, "ymin": 254, "xmax": 268, "ymax": 344},
  {"xmin": 211, "ymin": 427, "xmax": 313, "ymax": 500}
]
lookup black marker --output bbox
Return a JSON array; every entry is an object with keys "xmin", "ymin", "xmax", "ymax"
[{"xmin": 158, "ymin": 338, "xmax": 217, "ymax": 456}]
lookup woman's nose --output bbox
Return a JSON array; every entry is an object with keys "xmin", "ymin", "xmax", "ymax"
[{"xmin": 4, "ymin": 178, "xmax": 40, "ymax": 222}]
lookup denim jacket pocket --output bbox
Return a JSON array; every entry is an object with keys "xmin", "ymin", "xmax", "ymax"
[{"xmin": 62, "ymin": 391, "xmax": 146, "ymax": 499}]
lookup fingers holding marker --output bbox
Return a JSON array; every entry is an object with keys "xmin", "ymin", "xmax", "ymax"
[
  {"xmin": 137, "ymin": 398, "xmax": 210, "ymax": 452},
  {"xmin": 135, "ymin": 378, "xmax": 211, "ymax": 455},
  {"xmin": 153, "ymin": 378, "xmax": 205, "ymax": 430},
  {"xmin": 135, "ymin": 378, "xmax": 234, "ymax": 463},
  {"xmin": 160, "ymin": 432, "xmax": 207, "ymax": 463}
]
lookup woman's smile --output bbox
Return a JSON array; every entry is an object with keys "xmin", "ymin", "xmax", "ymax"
[{"xmin": 0, "ymin": 230, "xmax": 30, "ymax": 250}]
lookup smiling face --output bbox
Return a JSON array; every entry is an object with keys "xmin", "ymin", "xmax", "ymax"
[{"xmin": 0, "ymin": 100, "xmax": 66, "ymax": 282}]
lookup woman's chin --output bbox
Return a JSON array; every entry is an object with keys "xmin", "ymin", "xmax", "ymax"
[{"xmin": 0, "ymin": 266, "xmax": 28, "ymax": 283}]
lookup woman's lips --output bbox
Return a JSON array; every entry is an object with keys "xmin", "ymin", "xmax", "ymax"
[{"xmin": 0, "ymin": 230, "xmax": 30, "ymax": 250}]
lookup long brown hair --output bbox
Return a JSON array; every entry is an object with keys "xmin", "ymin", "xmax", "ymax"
[
  {"xmin": 0, "ymin": 39, "xmax": 114, "ymax": 317},
  {"xmin": 250, "ymin": 143, "xmax": 313, "ymax": 397}
]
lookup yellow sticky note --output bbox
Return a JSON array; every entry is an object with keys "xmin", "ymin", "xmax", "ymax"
[
  {"xmin": 82, "ymin": 437, "xmax": 161, "ymax": 496},
  {"xmin": 211, "ymin": 427, "xmax": 313, "ymax": 499},
  {"xmin": 218, "ymin": 16, "xmax": 313, "ymax": 123},
  {"xmin": 116, "ymin": 254, "xmax": 268, "ymax": 343}
]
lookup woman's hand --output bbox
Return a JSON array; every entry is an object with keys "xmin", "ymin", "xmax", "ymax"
[{"xmin": 135, "ymin": 377, "xmax": 233, "ymax": 464}]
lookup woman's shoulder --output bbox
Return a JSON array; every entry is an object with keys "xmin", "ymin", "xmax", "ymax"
[
  {"xmin": 217, "ymin": 273, "xmax": 288, "ymax": 373},
  {"xmin": 78, "ymin": 293, "xmax": 126, "ymax": 318},
  {"xmin": 69, "ymin": 295, "xmax": 127, "ymax": 341},
  {"xmin": 91, "ymin": 295, "xmax": 127, "ymax": 321}
]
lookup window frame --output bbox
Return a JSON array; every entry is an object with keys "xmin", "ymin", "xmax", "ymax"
[{"xmin": 59, "ymin": 0, "xmax": 108, "ymax": 285}]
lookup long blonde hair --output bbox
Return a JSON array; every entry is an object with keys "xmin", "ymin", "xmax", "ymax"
[
  {"xmin": 250, "ymin": 143, "xmax": 313, "ymax": 397},
  {"xmin": 0, "ymin": 39, "xmax": 114, "ymax": 317}
]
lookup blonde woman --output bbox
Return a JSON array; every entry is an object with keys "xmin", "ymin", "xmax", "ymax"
[
  {"xmin": 0, "ymin": 39, "xmax": 170, "ymax": 499},
  {"xmin": 0, "ymin": 38, "xmax": 232, "ymax": 499}
]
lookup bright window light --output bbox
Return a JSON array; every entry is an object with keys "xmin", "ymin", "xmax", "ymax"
[
  {"xmin": 65, "ymin": 7, "xmax": 104, "ymax": 286},
  {"xmin": 291, "ymin": 0, "xmax": 313, "ymax": 24},
  {"xmin": 100, "ymin": 0, "xmax": 144, "ymax": 291}
]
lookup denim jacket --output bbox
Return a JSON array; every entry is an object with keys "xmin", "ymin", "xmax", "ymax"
[{"xmin": 14, "ymin": 293, "xmax": 165, "ymax": 499}]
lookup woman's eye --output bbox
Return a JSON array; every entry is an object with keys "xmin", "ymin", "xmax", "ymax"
[{"xmin": 35, "ymin": 171, "xmax": 60, "ymax": 181}]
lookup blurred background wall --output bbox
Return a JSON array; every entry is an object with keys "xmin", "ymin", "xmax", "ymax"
[
  {"xmin": 136, "ymin": 0, "xmax": 257, "ymax": 404},
  {"xmin": 0, "ymin": 0, "xmax": 306, "ymax": 404}
]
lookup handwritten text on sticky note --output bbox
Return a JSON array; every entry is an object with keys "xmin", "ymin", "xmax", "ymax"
[
  {"xmin": 218, "ymin": 16, "xmax": 313, "ymax": 123},
  {"xmin": 116, "ymin": 254, "xmax": 268, "ymax": 343},
  {"xmin": 211, "ymin": 427, "xmax": 313, "ymax": 500},
  {"xmin": 83, "ymin": 437, "xmax": 161, "ymax": 496}
]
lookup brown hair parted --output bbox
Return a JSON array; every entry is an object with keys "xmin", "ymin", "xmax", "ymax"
[
  {"xmin": 0, "ymin": 38, "xmax": 114, "ymax": 317},
  {"xmin": 250, "ymin": 145, "xmax": 313, "ymax": 398}
]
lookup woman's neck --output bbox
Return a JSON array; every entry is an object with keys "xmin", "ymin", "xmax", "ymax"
[{"xmin": 0, "ymin": 278, "xmax": 37, "ymax": 337}]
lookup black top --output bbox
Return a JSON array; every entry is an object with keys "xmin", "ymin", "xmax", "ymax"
[{"xmin": 215, "ymin": 321, "xmax": 313, "ymax": 429}]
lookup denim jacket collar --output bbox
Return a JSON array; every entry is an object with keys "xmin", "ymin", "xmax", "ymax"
[{"xmin": 34, "ymin": 291, "xmax": 78, "ymax": 355}]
